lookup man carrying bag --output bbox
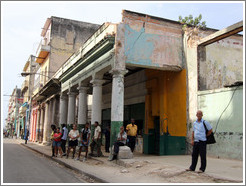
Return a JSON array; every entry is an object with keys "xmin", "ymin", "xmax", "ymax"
[{"xmin": 186, "ymin": 110, "xmax": 215, "ymax": 173}]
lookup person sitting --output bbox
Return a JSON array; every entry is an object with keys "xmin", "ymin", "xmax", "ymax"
[{"xmin": 110, "ymin": 126, "xmax": 127, "ymax": 161}]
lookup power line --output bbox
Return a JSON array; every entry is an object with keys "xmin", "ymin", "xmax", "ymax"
[{"xmin": 214, "ymin": 86, "xmax": 239, "ymax": 133}]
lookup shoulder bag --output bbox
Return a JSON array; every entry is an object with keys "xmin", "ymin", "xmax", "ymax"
[{"xmin": 203, "ymin": 120, "xmax": 216, "ymax": 144}]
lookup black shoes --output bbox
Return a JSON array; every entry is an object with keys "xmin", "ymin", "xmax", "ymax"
[{"xmin": 109, "ymin": 155, "xmax": 117, "ymax": 161}]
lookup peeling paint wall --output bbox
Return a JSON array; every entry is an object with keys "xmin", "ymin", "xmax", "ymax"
[
  {"xmin": 198, "ymin": 35, "xmax": 243, "ymax": 90},
  {"xmin": 49, "ymin": 17, "xmax": 100, "ymax": 77},
  {"xmin": 198, "ymin": 86, "xmax": 243, "ymax": 160},
  {"xmin": 121, "ymin": 10, "xmax": 183, "ymax": 70}
]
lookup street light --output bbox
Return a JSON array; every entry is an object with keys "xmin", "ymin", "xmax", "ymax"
[{"xmin": 21, "ymin": 72, "xmax": 53, "ymax": 78}]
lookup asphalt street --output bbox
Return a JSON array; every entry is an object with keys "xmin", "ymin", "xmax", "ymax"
[{"xmin": 3, "ymin": 139, "xmax": 86, "ymax": 183}]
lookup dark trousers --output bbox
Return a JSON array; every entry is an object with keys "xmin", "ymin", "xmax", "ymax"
[
  {"xmin": 127, "ymin": 136, "xmax": 136, "ymax": 152},
  {"xmin": 105, "ymin": 137, "xmax": 110, "ymax": 152},
  {"xmin": 61, "ymin": 139, "xmax": 66, "ymax": 154},
  {"xmin": 113, "ymin": 141, "xmax": 125, "ymax": 155},
  {"xmin": 190, "ymin": 141, "xmax": 207, "ymax": 172}
]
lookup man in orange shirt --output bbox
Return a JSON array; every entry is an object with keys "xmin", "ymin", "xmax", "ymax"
[{"xmin": 126, "ymin": 118, "xmax": 138, "ymax": 152}]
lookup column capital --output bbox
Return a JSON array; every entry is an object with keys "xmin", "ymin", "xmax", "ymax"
[
  {"xmin": 67, "ymin": 91, "xmax": 77, "ymax": 96},
  {"xmin": 90, "ymin": 79, "xmax": 105, "ymax": 87},
  {"xmin": 77, "ymin": 86, "xmax": 89, "ymax": 93},
  {"xmin": 60, "ymin": 92, "xmax": 68, "ymax": 100},
  {"xmin": 110, "ymin": 69, "xmax": 128, "ymax": 78}
]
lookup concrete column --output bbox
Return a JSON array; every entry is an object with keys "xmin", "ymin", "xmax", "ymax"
[
  {"xmin": 51, "ymin": 98, "xmax": 56, "ymax": 125},
  {"xmin": 32, "ymin": 110, "xmax": 38, "ymax": 142},
  {"xmin": 29, "ymin": 111, "xmax": 34, "ymax": 141},
  {"xmin": 42, "ymin": 101, "xmax": 50, "ymax": 145},
  {"xmin": 77, "ymin": 85, "xmax": 89, "ymax": 125},
  {"xmin": 110, "ymin": 69, "xmax": 127, "ymax": 148},
  {"xmin": 39, "ymin": 106, "xmax": 44, "ymax": 143},
  {"xmin": 90, "ymin": 79, "xmax": 105, "ymax": 125},
  {"xmin": 59, "ymin": 92, "xmax": 68, "ymax": 125},
  {"xmin": 67, "ymin": 91, "xmax": 77, "ymax": 125},
  {"xmin": 35, "ymin": 108, "xmax": 41, "ymax": 142},
  {"xmin": 46, "ymin": 99, "xmax": 54, "ymax": 143}
]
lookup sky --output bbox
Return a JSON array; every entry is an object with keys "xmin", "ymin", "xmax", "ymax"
[{"xmin": 1, "ymin": 1, "xmax": 244, "ymax": 128}]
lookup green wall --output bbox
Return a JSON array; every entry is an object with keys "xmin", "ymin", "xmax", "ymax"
[{"xmin": 198, "ymin": 86, "xmax": 243, "ymax": 160}]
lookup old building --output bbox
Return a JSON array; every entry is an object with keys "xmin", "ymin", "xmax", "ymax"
[
  {"xmin": 6, "ymin": 86, "xmax": 22, "ymax": 138},
  {"xmin": 186, "ymin": 21, "xmax": 243, "ymax": 159},
  {"xmin": 14, "ymin": 10, "xmax": 242, "ymax": 160},
  {"xmin": 54, "ymin": 10, "xmax": 243, "ymax": 159},
  {"xmin": 25, "ymin": 16, "xmax": 100, "ymax": 145}
]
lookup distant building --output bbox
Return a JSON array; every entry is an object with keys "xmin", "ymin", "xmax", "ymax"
[{"xmin": 6, "ymin": 86, "xmax": 22, "ymax": 138}]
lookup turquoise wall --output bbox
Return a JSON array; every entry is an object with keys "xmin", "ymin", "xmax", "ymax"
[
  {"xmin": 124, "ymin": 24, "xmax": 182, "ymax": 68},
  {"xmin": 198, "ymin": 86, "xmax": 243, "ymax": 160}
]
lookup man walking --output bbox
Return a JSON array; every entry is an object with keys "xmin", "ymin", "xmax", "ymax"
[
  {"xmin": 61, "ymin": 124, "xmax": 68, "ymax": 156},
  {"xmin": 186, "ymin": 110, "xmax": 213, "ymax": 173},
  {"xmin": 25, "ymin": 129, "xmax": 29, "ymax": 144},
  {"xmin": 126, "ymin": 118, "xmax": 138, "ymax": 152}
]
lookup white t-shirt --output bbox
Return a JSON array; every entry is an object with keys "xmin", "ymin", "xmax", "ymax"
[
  {"xmin": 68, "ymin": 129, "xmax": 79, "ymax": 141},
  {"xmin": 117, "ymin": 131, "xmax": 127, "ymax": 144},
  {"xmin": 94, "ymin": 126, "xmax": 101, "ymax": 139}
]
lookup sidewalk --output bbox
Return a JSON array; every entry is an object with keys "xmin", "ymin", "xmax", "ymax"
[{"xmin": 13, "ymin": 138, "xmax": 243, "ymax": 183}]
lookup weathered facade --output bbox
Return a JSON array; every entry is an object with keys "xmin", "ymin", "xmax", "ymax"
[
  {"xmin": 24, "ymin": 16, "xmax": 100, "ymax": 145},
  {"xmin": 13, "ymin": 10, "xmax": 243, "ymax": 160},
  {"xmin": 6, "ymin": 86, "xmax": 22, "ymax": 138},
  {"xmin": 186, "ymin": 21, "xmax": 243, "ymax": 159},
  {"xmin": 56, "ymin": 10, "xmax": 243, "ymax": 158}
]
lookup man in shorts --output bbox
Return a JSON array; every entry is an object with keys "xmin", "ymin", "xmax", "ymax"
[{"xmin": 76, "ymin": 123, "xmax": 91, "ymax": 161}]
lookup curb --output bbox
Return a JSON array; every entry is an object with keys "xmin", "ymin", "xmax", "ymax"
[
  {"xmin": 20, "ymin": 143, "xmax": 108, "ymax": 183},
  {"xmin": 18, "ymin": 142, "xmax": 243, "ymax": 183}
]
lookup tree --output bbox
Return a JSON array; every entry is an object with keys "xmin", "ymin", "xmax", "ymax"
[{"xmin": 178, "ymin": 14, "xmax": 206, "ymax": 30}]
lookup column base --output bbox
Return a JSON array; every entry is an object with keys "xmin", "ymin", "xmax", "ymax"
[{"xmin": 110, "ymin": 121, "xmax": 123, "ymax": 148}]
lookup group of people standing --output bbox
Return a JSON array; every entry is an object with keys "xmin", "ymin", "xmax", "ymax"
[
  {"xmin": 49, "ymin": 118, "xmax": 139, "ymax": 162},
  {"xmin": 50, "ymin": 121, "xmax": 102, "ymax": 162}
]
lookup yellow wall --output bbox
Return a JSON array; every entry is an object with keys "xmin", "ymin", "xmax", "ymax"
[{"xmin": 145, "ymin": 69, "xmax": 187, "ymax": 137}]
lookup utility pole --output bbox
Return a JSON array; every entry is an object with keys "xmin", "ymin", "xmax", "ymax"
[{"xmin": 26, "ymin": 55, "xmax": 35, "ymax": 139}]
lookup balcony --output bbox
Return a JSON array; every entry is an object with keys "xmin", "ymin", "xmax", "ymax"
[
  {"xmin": 21, "ymin": 80, "xmax": 29, "ymax": 92},
  {"xmin": 35, "ymin": 39, "xmax": 50, "ymax": 64}
]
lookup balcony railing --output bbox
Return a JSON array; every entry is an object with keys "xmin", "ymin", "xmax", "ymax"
[
  {"xmin": 35, "ymin": 39, "xmax": 51, "ymax": 63},
  {"xmin": 53, "ymin": 23, "xmax": 116, "ymax": 79}
]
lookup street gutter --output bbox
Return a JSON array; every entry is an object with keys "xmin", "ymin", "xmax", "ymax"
[{"xmin": 20, "ymin": 143, "xmax": 108, "ymax": 183}]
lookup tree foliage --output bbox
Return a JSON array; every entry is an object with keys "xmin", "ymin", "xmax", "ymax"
[{"xmin": 178, "ymin": 14, "xmax": 206, "ymax": 30}]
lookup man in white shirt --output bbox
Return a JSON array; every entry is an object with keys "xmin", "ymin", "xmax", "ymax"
[
  {"xmin": 110, "ymin": 126, "xmax": 127, "ymax": 161},
  {"xmin": 89, "ymin": 121, "xmax": 102, "ymax": 157}
]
